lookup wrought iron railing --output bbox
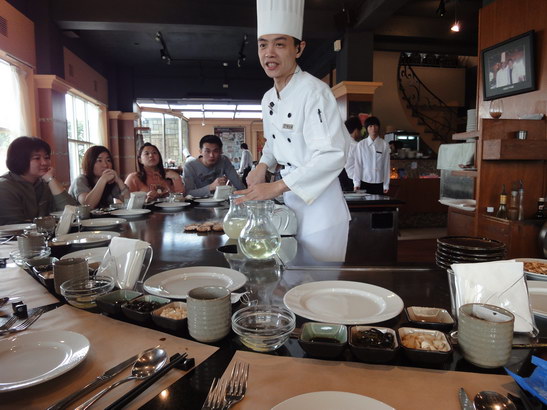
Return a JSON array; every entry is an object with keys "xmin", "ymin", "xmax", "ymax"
[{"xmin": 397, "ymin": 53, "xmax": 459, "ymax": 143}]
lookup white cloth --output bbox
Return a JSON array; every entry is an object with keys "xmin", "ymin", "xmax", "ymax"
[
  {"xmin": 239, "ymin": 149, "xmax": 253, "ymax": 173},
  {"xmin": 55, "ymin": 205, "xmax": 77, "ymax": 236},
  {"xmin": 451, "ymin": 260, "xmax": 535, "ymax": 334},
  {"xmin": 436, "ymin": 142, "xmax": 475, "ymax": 170},
  {"xmin": 256, "ymin": 0, "xmax": 304, "ymax": 40},
  {"xmin": 101, "ymin": 236, "xmax": 152, "ymax": 289},
  {"xmin": 259, "ymin": 67, "xmax": 350, "ymax": 261},
  {"xmin": 344, "ymin": 139, "xmax": 358, "ymax": 180},
  {"xmin": 352, "ymin": 136, "xmax": 391, "ymax": 191}
]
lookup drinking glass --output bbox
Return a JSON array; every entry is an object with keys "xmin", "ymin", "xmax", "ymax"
[{"xmin": 489, "ymin": 99, "xmax": 503, "ymax": 119}]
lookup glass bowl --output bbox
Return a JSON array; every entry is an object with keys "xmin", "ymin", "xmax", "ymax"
[
  {"xmin": 60, "ymin": 275, "xmax": 115, "ymax": 309},
  {"xmin": 232, "ymin": 305, "xmax": 296, "ymax": 352},
  {"xmin": 10, "ymin": 248, "xmax": 51, "ymax": 268}
]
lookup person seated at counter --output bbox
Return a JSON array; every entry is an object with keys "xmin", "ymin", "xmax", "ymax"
[
  {"xmin": 125, "ymin": 142, "xmax": 185, "ymax": 201},
  {"xmin": 183, "ymin": 135, "xmax": 245, "ymax": 197},
  {"xmin": 338, "ymin": 116, "xmax": 363, "ymax": 191},
  {"xmin": 0, "ymin": 136, "xmax": 77, "ymax": 224},
  {"xmin": 352, "ymin": 116, "xmax": 390, "ymax": 194},
  {"xmin": 68, "ymin": 145, "xmax": 130, "ymax": 209}
]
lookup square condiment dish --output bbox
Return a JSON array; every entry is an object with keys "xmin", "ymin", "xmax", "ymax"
[
  {"xmin": 96, "ymin": 289, "xmax": 142, "ymax": 315},
  {"xmin": 397, "ymin": 327, "xmax": 453, "ymax": 364},
  {"xmin": 121, "ymin": 295, "xmax": 170, "ymax": 323},
  {"xmin": 405, "ymin": 306, "xmax": 455, "ymax": 331},
  {"xmin": 349, "ymin": 326, "xmax": 398, "ymax": 363},
  {"xmin": 151, "ymin": 301, "xmax": 188, "ymax": 331},
  {"xmin": 298, "ymin": 322, "xmax": 347, "ymax": 359}
]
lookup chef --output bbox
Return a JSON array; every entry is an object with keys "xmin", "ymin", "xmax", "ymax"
[{"xmin": 236, "ymin": 0, "xmax": 351, "ymax": 262}]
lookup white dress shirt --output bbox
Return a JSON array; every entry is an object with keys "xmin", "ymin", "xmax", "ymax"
[
  {"xmin": 352, "ymin": 136, "xmax": 391, "ymax": 191},
  {"xmin": 238, "ymin": 149, "xmax": 253, "ymax": 173}
]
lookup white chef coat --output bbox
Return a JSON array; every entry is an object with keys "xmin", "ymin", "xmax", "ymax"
[
  {"xmin": 352, "ymin": 136, "xmax": 391, "ymax": 191},
  {"xmin": 260, "ymin": 66, "xmax": 351, "ymax": 262},
  {"xmin": 344, "ymin": 139, "xmax": 358, "ymax": 180}
]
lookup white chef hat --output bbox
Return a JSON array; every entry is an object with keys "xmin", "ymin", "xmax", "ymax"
[{"xmin": 256, "ymin": 0, "xmax": 305, "ymax": 40}]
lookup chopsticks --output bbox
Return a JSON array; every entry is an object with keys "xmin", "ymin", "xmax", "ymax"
[{"xmin": 104, "ymin": 352, "xmax": 189, "ymax": 410}]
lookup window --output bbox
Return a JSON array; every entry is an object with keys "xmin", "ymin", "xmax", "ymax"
[
  {"xmin": 65, "ymin": 93, "xmax": 103, "ymax": 180},
  {"xmin": 141, "ymin": 112, "xmax": 187, "ymax": 165},
  {"xmin": 0, "ymin": 58, "xmax": 31, "ymax": 175}
]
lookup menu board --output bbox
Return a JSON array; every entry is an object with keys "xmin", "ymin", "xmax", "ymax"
[{"xmin": 214, "ymin": 127, "xmax": 245, "ymax": 168}]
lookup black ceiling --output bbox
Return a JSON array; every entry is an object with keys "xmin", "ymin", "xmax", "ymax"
[{"xmin": 12, "ymin": 0, "xmax": 483, "ymax": 106}]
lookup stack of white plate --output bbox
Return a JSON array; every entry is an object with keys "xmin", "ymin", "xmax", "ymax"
[
  {"xmin": 466, "ymin": 109, "xmax": 477, "ymax": 132},
  {"xmin": 435, "ymin": 236, "xmax": 506, "ymax": 270}
]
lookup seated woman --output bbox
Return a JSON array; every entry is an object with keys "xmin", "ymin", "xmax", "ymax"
[
  {"xmin": 68, "ymin": 145, "xmax": 130, "ymax": 209},
  {"xmin": 0, "ymin": 136, "xmax": 77, "ymax": 224},
  {"xmin": 125, "ymin": 142, "xmax": 184, "ymax": 201}
]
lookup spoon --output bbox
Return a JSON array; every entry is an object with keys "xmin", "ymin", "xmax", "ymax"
[
  {"xmin": 76, "ymin": 347, "xmax": 168, "ymax": 410},
  {"xmin": 473, "ymin": 391, "xmax": 517, "ymax": 410}
]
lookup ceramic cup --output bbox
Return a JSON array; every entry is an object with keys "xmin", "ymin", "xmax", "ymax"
[
  {"xmin": 458, "ymin": 303, "xmax": 514, "ymax": 368},
  {"xmin": 187, "ymin": 286, "xmax": 231, "ymax": 343},
  {"xmin": 17, "ymin": 233, "xmax": 47, "ymax": 258},
  {"xmin": 53, "ymin": 257, "xmax": 89, "ymax": 294},
  {"xmin": 34, "ymin": 216, "xmax": 57, "ymax": 239},
  {"xmin": 77, "ymin": 205, "xmax": 91, "ymax": 220}
]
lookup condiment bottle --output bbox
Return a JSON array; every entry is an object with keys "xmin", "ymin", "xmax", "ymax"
[
  {"xmin": 517, "ymin": 181, "xmax": 525, "ymax": 221},
  {"xmin": 496, "ymin": 184, "xmax": 508, "ymax": 219},
  {"xmin": 507, "ymin": 184, "xmax": 519, "ymax": 220},
  {"xmin": 536, "ymin": 197, "xmax": 546, "ymax": 219}
]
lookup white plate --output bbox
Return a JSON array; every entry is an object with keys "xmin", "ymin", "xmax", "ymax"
[
  {"xmin": 272, "ymin": 391, "xmax": 394, "ymax": 410},
  {"xmin": 110, "ymin": 209, "xmax": 151, "ymax": 218},
  {"xmin": 515, "ymin": 258, "xmax": 547, "ymax": 281},
  {"xmin": 80, "ymin": 218, "xmax": 127, "ymax": 230},
  {"xmin": 527, "ymin": 280, "xmax": 547, "ymax": 318},
  {"xmin": 194, "ymin": 198, "xmax": 225, "ymax": 206},
  {"xmin": 0, "ymin": 330, "xmax": 89, "ymax": 392},
  {"xmin": 49, "ymin": 211, "xmax": 64, "ymax": 217},
  {"xmin": 144, "ymin": 266, "xmax": 247, "ymax": 299},
  {"xmin": 61, "ymin": 247, "xmax": 108, "ymax": 265},
  {"xmin": 155, "ymin": 202, "xmax": 191, "ymax": 210},
  {"xmin": 0, "ymin": 223, "xmax": 34, "ymax": 235},
  {"xmin": 52, "ymin": 231, "xmax": 120, "ymax": 247},
  {"xmin": 283, "ymin": 281, "xmax": 404, "ymax": 325}
]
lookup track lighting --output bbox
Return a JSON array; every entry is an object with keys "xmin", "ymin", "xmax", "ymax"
[{"xmin": 436, "ymin": 0, "xmax": 446, "ymax": 17}]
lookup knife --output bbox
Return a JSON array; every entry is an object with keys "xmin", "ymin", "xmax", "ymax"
[
  {"xmin": 458, "ymin": 388, "xmax": 474, "ymax": 410},
  {"xmin": 46, "ymin": 353, "xmax": 139, "ymax": 410}
]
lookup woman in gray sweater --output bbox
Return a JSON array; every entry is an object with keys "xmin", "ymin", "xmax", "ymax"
[{"xmin": 0, "ymin": 137, "xmax": 77, "ymax": 225}]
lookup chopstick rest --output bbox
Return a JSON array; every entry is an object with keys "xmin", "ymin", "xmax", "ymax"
[{"xmin": 104, "ymin": 353, "xmax": 189, "ymax": 410}]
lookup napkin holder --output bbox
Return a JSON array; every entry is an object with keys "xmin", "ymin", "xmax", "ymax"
[
  {"xmin": 100, "ymin": 237, "xmax": 153, "ymax": 289},
  {"xmin": 272, "ymin": 205, "xmax": 297, "ymax": 236},
  {"xmin": 126, "ymin": 192, "xmax": 147, "ymax": 209},
  {"xmin": 214, "ymin": 185, "xmax": 234, "ymax": 200},
  {"xmin": 55, "ymin": 205, "xmax": 77, "ymax": 236}
]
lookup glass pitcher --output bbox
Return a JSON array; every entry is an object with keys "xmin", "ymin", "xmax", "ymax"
[
  {"xmin": 223, "ymin": 194, "xmax": 248, "ymax": 239},
  {"xmin": 238, "ymin": 200, "xmax": 281, "ymax": 260}
]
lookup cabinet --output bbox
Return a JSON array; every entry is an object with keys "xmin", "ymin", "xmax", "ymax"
[{"xmin": 447, "ymin": 118, "xmax": 547, "ymax": 258}]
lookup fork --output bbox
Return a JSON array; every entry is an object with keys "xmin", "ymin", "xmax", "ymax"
[
  {"xmin": 0, "ymin": 316, "xmax": 18, "ymax": 331},
  {"xmin": 201, "ymin": 377, "xmax": 226, "ymax": 410},
  {"xmin": 0, "ymin": 307, "xmax": 46, "ymax": 337},
  {"xmin": 224, "ymin": 362, "xmax": 249, "ymax": 409}
]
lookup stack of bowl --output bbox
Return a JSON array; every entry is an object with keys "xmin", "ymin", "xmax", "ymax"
[{"xmin": 435, "ymin": 236, "xmax": 506, "ymax": 270}]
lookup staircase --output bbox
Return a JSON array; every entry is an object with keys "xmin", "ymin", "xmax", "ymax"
[{"xmin": 397, "ymin": 53, "xmax": 464, "ymax": 153}]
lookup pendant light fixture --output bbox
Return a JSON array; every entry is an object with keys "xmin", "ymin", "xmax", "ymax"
[{"xmin": 451, "ymin": 0, "xmax": 460, "ymax": 32}]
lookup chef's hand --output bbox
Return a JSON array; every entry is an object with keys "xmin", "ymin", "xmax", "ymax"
[
  {"xmin": 234, "ymin": 179, "xmax": 289, "ymax": 204},
  {"xmin": 208, "ymin": 176, "xmax": 227, "ymax": 191},
  {"xmin": 384, "ymin": 189, "xmax": 389, "ymax": 194},
  {"xmin": 245, "ymin": 164, "xmax": 267, "ymax": 187},
  {"xmin": 354, "ymin": 186, "xmax": 360, "ymax": 192}
]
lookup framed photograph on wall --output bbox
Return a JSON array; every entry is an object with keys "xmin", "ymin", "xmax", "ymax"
[
  {"xmin": 481, "ymin": 30, "xmax": 536, "ymax": 101},
  {"xmin": 214, "ymin": 127, "xmax": 245, "ymax": 168}
]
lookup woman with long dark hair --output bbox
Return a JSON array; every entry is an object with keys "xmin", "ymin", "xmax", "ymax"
[
  {"xmin": 68, "ymin": 145, "xmax": 129, "ymax": 209},
  {"xmin": 0, "ymin": 136, "xmax": 77, "ymax": 224},
  {"xmin": 125, "ymin": 142, "xmax": 184, "ymax": 201}
]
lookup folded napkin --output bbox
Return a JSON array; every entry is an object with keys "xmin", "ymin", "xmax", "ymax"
[
  {"xmin": 100, "ymin": 237, "xmax": 152, "ymax": 289},
  {"xmin": 126, "ymin": 192, "xmax": 147, "ymax": 209},
  {"xmin": 451, "ymin": 260, "xmax": 536, "ymax": 334},
  {"xmin": 213, "ymin": 185, "xmax": 234, "ymax": 200},
  {"xmin": 55, "ymin": 205, "xmax": 78, "ymax": 236}
]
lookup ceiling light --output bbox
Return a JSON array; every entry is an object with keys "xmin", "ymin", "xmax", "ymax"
[
  {"xmin": 436, "ymin": 0, "xmax": 446, "ymax": 17},
  {"xmin": 451, "ymin": 21, "xmax": 460, "ymax": 32}
]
